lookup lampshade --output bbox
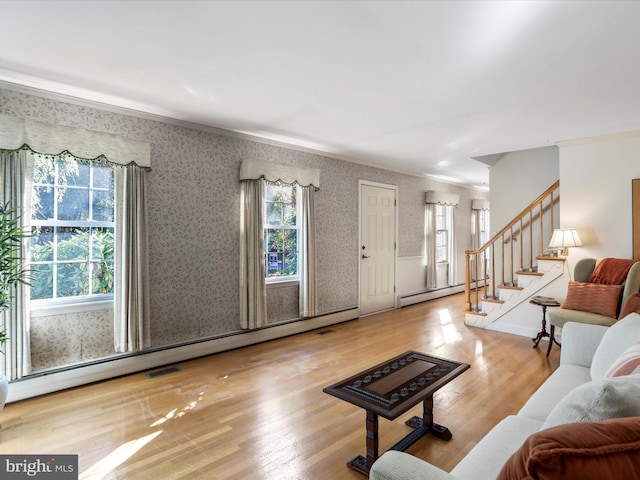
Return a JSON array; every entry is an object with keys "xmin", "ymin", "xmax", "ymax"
[{"xmin": 549, "ymin": 229, "xmax": 582, "ymax": 256}]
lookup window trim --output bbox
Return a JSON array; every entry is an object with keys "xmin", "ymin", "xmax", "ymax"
[
  {"xmin": 30, "ymin": 153, "xmax": 116, "ymax": 304},
  {"xmin": 435, "ymin": 204, "xmax": 449, "ymax": 263},
  {"xmin": 30, "ymin": 297, "xmax": 114, "ymax": 318},
  {"xmin": 263, "ymin": 182, "xmax": 301, "ymax": 282}
]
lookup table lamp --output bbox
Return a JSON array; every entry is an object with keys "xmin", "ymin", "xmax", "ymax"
[{"xmin": 548, "ymin": 228, "xmax": 582, "ymax": 256}]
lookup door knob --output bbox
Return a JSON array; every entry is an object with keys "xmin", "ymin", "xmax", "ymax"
[{"xmin": 362, "ymin": 254, "xmax": 370, "ymax": 259}]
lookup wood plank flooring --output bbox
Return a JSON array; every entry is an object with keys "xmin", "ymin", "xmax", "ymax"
[{"xmin": 0, "ymin": 293, "xmax": 559, "ymax": 479}]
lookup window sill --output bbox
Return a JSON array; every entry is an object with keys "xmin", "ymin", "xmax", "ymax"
[
  {"xmin": 30, "ymin": 299, "xmax": 114, "ymax": 318},
  {"xmin": 266, "ymin": 278, "xmax": 299, "ymax": 288}
]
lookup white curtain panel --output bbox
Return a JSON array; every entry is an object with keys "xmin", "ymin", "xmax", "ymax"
[
  {"xmin": 446, "ymin": 205, "xmax": 457, "ymax": 286},
  {"xmin": 114, "ymin": 165, "xmax": 151, "ymax": 352},
  {"xmin": 298, "ymin": 185, "xmax": 316, "ymax": 317},
  {"xmin": 0, "ymin": 149, "xmax": 34, "ymax": 380},
  {"xmin": 425, "ymin": 203, "xmax": 437, "ymax": 290},
  {"xmin": 239, "ymin": 179, "xmax": 267, "ymax": 329},
  {"xmin": 471, "ymin": 209, "xmax": 481, "ymax": 281}
]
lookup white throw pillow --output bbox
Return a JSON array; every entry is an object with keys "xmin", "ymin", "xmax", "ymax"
[
  {"xmin": 591, "ymin": 312, "xmax": 640, "ymax": 380},
  {"xmin": 542, "ymin": 375, "xmax": 640, "ymax": 429}
]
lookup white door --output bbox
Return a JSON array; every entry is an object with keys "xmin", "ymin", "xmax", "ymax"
[{"xmin": 359, "ymin": 183, "xmax": 397, "ymax": 315}]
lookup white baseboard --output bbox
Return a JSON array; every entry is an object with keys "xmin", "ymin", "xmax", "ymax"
[
  {"xmin": 485, "ymin": 322, "xmax": 537, "ymax": 339},
  {"xmin": 398, "ymin": 283, "xmax": 467, "ymax": 307},
  {"xmin": 7, "ymin": 308, "xmax": 359, "ymax": 403}
]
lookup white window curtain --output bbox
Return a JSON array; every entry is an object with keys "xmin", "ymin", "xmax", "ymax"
[
  {"xmin": 239, "ymin": 179, "xmax": 267, "ymax": 329},
  {"xmin": 114, "ymin": 166, "xmax": 151, "ymax": 352},
  {"xmin": 471, "ymin": 199, "xmax": 490, "ymax": 282},
  {"xmin": 0, "ymin": 114, "xmax": 151, "ymax": 364},
  {"xmin": 298, "ymin": 185, "xmax": 316, "ymax": 317},
  {"xmin": 0, "ymin": 149, "xmax": 34, "ymax": 380},
  {"xmin": 425, "ymin": 191, "xmax": 459, "ymax": 289},
  {"xmin": 239, "ymin": 159, "xmax": 319, "ymax": 328}
]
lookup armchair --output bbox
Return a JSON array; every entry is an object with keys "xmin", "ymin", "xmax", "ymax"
[{"xmin": 548, "ymin": 258, "xmax": 640, "ymax": 355}]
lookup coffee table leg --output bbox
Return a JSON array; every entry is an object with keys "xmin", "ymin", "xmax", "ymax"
[
  {"xmin": 405, "ymin": 396, "xmax": 453, "ymax": 441},
  {"xmin": 347, "ymin": 410, "xmax": 379, "ymax": 476}
]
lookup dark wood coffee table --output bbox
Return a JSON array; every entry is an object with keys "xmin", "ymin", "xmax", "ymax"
[{"xmin": 323, "ymin": 350, "xmax": 470, "ymax": 476}]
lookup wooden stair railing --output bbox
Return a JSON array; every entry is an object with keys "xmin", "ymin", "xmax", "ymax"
[{"xmin": 464, "ymin": 180, "xmax": 560, "ymax": 312}]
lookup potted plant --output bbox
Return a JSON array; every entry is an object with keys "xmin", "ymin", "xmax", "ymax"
[{"xmin": 0, "ymin": 201, "xmax": 31, "ymax": 410}]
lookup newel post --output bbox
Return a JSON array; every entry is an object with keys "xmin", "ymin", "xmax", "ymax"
[{"xmin": 464, "ymin": 251, "xmax": 471, "ymax": 311}]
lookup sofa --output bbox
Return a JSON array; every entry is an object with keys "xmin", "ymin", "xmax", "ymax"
[
  {"xmin": 549, "ymin": 258, "xmax": 640, "ymax": 330},
  {"xmin": 369, "ymin": 313, "xmax": 640, "ymax": 480}
]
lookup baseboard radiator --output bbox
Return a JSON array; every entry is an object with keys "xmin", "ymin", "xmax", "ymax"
[{"xmin": 7, "ymin": 307, "xmax": 359, "ymax": 403}]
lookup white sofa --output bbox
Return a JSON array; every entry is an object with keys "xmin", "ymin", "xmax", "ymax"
[{"xmin": 370, "ymin": 313, "xmax": 640, "ymax": 480}]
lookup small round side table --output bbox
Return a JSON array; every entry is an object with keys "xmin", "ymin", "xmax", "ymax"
[{"xmin": 529, "ymin": 297, "xmax": 561, "ymax": 356}]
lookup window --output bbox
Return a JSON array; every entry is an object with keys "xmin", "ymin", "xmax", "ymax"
[
  {"xmin": 263, "ymin": 182, "xmax": 298, "ymax": 279},
  {"xmin": 479, "ymin": 209, "xmax": 490, "ymax": 248},
  {"xmin": 30, "ymin": 153, "xmax": 115, "ymax": 303},
  {"xmin": 435, "ymin": 204, "xmax": 448, "ymax": 262}
]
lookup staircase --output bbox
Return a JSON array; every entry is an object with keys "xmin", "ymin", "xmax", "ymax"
[
  {"xmin": 464, "ymin": 181, "xmax": 562, "ymax": 328},
  {"xmin": 465, "ymin": 256, "xmax": 565, "ymax": 328}
]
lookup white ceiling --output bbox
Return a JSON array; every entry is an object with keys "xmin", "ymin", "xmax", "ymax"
[{"xmin": 2, "ymin": 1, "xmax": 640, "ymax": 190}]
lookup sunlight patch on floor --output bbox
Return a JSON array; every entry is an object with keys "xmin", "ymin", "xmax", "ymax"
[
  {"xmin": 254, "ymin": 397, "xmax": 303, "ymax": 479},
  {"xmin": 439, "ymin": 308, "xmax": 462, "ymax": 343},
  {"xmin": 150, "ymin": 392, "xmax": 205, "ymax": 427},
  {"xmin": 79, "ymin": 431, "xmax": 162, "ymax": 480}
]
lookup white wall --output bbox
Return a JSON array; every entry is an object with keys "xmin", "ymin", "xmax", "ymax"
[
  {"xmin": 397, "ymin": 256, "xmax": 426, "ymax": 294},
  {"xmin": 490, "ymin": 146, "xmax": 559, "ymax": 233},
  {"xmin": 558, "ymin": 132, "xmax": 640, "ymax": 262}
]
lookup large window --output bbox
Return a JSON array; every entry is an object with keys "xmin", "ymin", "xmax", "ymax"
[
  {"xmin": 263, "ymin": 182, "xmax": 299, "ymax": 279},
  {"xmin": 435, "ymin": 204, "xmax": 448, "ymax": 263},
  {"xmin": 30, "ymin": 153, "xmax": 115, "ymax": 303},
  {"xmin": 479, "ymin": 209, "xmax": 490, "ymax": 248}
]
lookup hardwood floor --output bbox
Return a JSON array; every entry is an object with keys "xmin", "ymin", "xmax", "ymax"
[{"xmin": 1, "ymin": 293, "xmax": 559, "ymax": 479}]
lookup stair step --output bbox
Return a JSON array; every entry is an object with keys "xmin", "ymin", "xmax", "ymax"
[
  {"xmin": 499, "ymin": 285, "xmax": 524, "ymax": 291},
  {"xmin": 482, "ymin": 298, "xmax": 504, "ymax": 304},
  {"xmin": 517, "ymin": 270, "xmax": 544, "ymax": 276}
]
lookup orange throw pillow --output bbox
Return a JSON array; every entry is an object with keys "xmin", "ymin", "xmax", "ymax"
[
  {"xmin": 562, "ymin": 281, "xmax": 622, "ymax": 318},
  {"xmin": 498, "ymin": 417, "xmax": 640, "ymax": 480},
  {"xmin": 619, "ymin": 293, "xmax": 640, "ymax": 320}
]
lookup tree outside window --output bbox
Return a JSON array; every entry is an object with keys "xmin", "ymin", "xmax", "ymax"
[
  {"xmin": 264, "ymin": 183, "xmax": 298, "ymax": 279},
  {"xmin": 30, "ymin": 153, "xmax": 115, "ymax": 302}
]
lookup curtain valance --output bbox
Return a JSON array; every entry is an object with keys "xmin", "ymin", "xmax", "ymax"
[
  {"xmin": 240, "ymin": 159, "xmax": 320, "ymax": 188},
  {"xmin": 471, "ymin": 199, "xmax": 490, "ymax": 210},
  {"xmin": 0, "ymin": 113, "xmax": 151, "ymax": 167},
  {"xmin": 425, "ymin": 190, "xmax": 460, "ymax": 206}
]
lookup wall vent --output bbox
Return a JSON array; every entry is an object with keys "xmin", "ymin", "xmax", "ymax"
[
  {"xmin": 317, "ymin": 329, "xmax": 335, "ymax": 335},
  {"xmin": 146, "ymin": 367, "xmax": 181, "ymax": 378}
]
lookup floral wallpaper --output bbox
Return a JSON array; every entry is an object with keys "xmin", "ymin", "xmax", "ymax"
[
  {"xmin": 30, "ymin": 309, "xmax": 115, "ymax": 371},
  {"xmin": 0, "ymin": 88, "xmax": 487, "ymax": 371}
]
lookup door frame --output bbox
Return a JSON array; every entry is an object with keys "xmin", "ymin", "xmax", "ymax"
[{"xmin": 358, "ymin": 180, "xmax": 399, "ymax": 315}]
